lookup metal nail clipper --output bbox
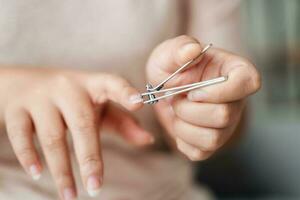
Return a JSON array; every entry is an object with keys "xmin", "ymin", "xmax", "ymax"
[{"xmin": 141, "ymin": 44, "xmax": 228, "ymax": 104}]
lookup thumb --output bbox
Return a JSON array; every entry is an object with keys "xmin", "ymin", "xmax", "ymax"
[
  {"xmin": 146, "ymin": 35, "xmax": 203, "ymax": 86},
  {"xmin": 187, "ymin": 54, "xmax": 261, "ymax": 103}
]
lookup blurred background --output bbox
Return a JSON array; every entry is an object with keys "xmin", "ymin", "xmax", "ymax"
[
  {"xmin": 0, "ymin": 0, "xmax": 299, "ymax": 199},
  {"xmin": 195, "ymin": 0, "xmax": 300, "ymax": 199}
]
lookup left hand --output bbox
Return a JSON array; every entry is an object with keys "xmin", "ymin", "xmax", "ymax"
[
  {"xmin": 1, "ymin": 68, "xmax": 153, "ymax": 199},
  {"xmin": 146, "ymin": 35, "xmax": 261, "ymax": 161}
]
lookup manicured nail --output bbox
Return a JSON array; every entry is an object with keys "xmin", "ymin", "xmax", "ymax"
[
  {"xmin": 29, "ymin": 164, "xmax": 41, "ymax": 180},
  {"xmin": 129, "ymin": 94, "xmax": 143, "ymax": 104},
  {"xmin": 188, "ymin": 89, "xmax": 208, "ymax": 101},
  {"xmin": 87, "ymin": 175, "xmax": 101, "ymax": 197},
  {"xmin": 63, "ymin": 187, "xmax": 76, "ymax": 200}
]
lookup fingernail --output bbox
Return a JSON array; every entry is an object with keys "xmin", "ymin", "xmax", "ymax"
[
  {"xmin": 29, "ymin": 164, "xmax": 41, "ymax": 180},
  {"xmin": 63, "ymin": 187, "xmax": 76, "ymax": 200},
  {"xmin": 188, "ymin": 89, "xmax": 208, "ymax": 101},
  {"xmin": 87, "ymin": 175, "xmax": 102, "ymax": 197},
  {"xmin": 179, "ymin": 43, "xmax": 201, "ymax": 60},
  {"xmin": 129, "ymin": 94, "xmax": 143, "ymax": 104}
]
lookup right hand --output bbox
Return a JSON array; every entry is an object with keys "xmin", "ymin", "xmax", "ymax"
[
  {"xmin": 146, "ymin": 35, "xmax": 261, "ymax": 161},
  {"xmin": 1, "ymin": 68, "xmax": 153, "ymax": 199}
]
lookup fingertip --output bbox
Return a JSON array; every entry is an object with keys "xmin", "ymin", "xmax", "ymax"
[
  {"xmin": 128, "ymin": 128, "xmax": 155, "ymax": 146},
  {"xmin": 123, "ymin": 87, "xmax": 144, "ymax": 111},
  {"xmin": 251, "ymin": 68, "xmax": 262, "ymax": 93},
  {"xmin": 138, "ymin": 131, "xmax": 155, "ymax": 146},
  {"xmin": 62, "ymin": 187, "xmax": 77, "ymax": 200},
  {"xmin": 128, "ymin": 94, "xmax": 143, "ymax": 105},
  {"xmin": 175, "ymin": 137, "xmax": 211, "ymax": 161},
  {"xmin": 178, "ymin": 42, "xmax": 202, "ymax": 65},
  {"xmin": 87, "ymin": 175, "xmax": 102, "ymax": 197},
  {"xmin": 148, "ymin": 135, "xmax": 155, "ymax": 144},
  {"xmin": 127, "ymin": 95, "xmax": 143, "ymax": 111},
  {"xmin": 29, "ymin": 163, "xmax": 42, "ymax": 181},
  {"xmin": 109, "ymin": 105, "xmax": 154, "ymax": 146}
]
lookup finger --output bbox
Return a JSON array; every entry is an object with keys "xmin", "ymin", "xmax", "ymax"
[
  {"xmin": 28, "ymin": 101, "xmax": 77, "ymax": 200},
  {"xmin": 173, "ymin": 118, "xmax": 232, "ymax": 152},
  {"xmin": 153, "ymin": 99, "xmax": 177, "ymax": 137},
  {"xmin": 103, "ymin": 104, "xmax": 154, "ymax": 146},
  {"xmin": 54, "ymin": 87, "xmax": 103, "ymax": 197},
  {"xmin": 5, "ymin": 106, "xmax": 42, "ymax": 180},
  {"xmin": 188, "ymin": 54, "xmax": 261, "ymax": 103},
  {"xmin": 173, "ymin": 97, "xmax": 245, "ymax": 128},
  {"xmin": 83, "ymin": 73, "xmax": 144, "ymax": 111},
  {"xmin": 146, "ymin": 35, "xmax": 205, "ymax": 86},
  {"xmin": 176, "ymin": 137, "xmax": 213, "ymax": 161}
]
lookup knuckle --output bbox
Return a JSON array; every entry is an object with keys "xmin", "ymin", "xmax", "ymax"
[
  {"xmin": 15, "ymin": 146, "xmax": 35, "ymax": 161},
  {"xmin": 189, "ymin": 150, "xmax": 209, "ymax": 161},
  {"xmin": 52, "ymin": 74, "xmax": 73, "ymax": 86},
  {"xmin": 6, "ymin": 111, "xmax": 32, "ymax": 137},
  {"xmin": 74, "ymin": 110, "xmax": 96, "ymax": 134},
  {"xmin": 51, "ymin": 74, "xmax": 76, "ymax": 94},
  {"xmin": 80, "ymin": 154, "xmax": 101, "ymax": 172},
  {"xmin": 105, "ymin": 74, "xmax": 128, "ymax": 86},
  {"xmin": 7, "ymin": 123, "xmax": 31, "ymax": 139},
  {"xmin": 216, "ymin": 104, "xmax": 232, "ymax": 128},
  {"xmin": 173, "ymin": 119, "xmax": 184, "ymax": 137},
  {"xmin": 55, "ymin": 170, "xmax": 74, "ymax": 185},
  {"xmin": 44, "ymin": 132, "xmax": 65, "ymax": 151},
  {"xmin": 206, "ymin": 130, "xmax": 221, "ymax": 151}
]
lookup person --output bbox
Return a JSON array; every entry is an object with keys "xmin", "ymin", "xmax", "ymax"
[{"xmin": 0, "ymin": 1, "xmax": 261, "ymax": 200}]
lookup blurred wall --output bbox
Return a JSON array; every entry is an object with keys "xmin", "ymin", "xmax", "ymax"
[
  {"xmin": 239, "ymin": 0, "xmax": 300, "ymax": 196},
  {"xmin": 196, "ymin": 0, "xmax": 300, "ymax": 198}
]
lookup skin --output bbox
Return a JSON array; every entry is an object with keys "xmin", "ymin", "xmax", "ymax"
[
  {"xmin": 146, "ymin": 35, "xmax": 261, "ymax": 161},
  {"xmin": 0, "ymin": 35, "xmax": 261, "ymax": 199},
  {"xmin": 0, "ymin": 68, "xmax": 153, "ymax": 199}
]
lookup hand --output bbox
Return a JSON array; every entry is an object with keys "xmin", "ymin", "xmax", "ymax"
[
  {"xmin": 2, "ymin": 68, "xmax": 153, "ymax": 199},
  {"xmin": 146, "ymin": 35, "xmax": 261, "ymax": 161}
]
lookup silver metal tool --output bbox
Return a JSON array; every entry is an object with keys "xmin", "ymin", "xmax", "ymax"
[{"xmin": 141, "ymin": 44, "xmax": 228, "ymax": 104}]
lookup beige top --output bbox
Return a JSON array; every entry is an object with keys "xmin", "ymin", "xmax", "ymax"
[{"xmin": 0, "ymin": 0, "xmax": 241, "ymax": 199}]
